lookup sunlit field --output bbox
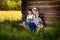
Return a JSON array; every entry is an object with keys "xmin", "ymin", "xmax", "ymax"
[{"xmin": 0, "ymin": 11, "xmax": 22, "ymax": 22}]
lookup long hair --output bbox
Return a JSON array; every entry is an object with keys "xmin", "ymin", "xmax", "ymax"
[
  {"xmin": 37, "ymin": 8, "xmax": 46, "ymax": 27},
  {"xmin": 34, "ymin": 8, "xmax": 46, "ymax": 27},
  {"xmin": 34, "ymin": 9, "xmax": 41, "ymax": 18}
]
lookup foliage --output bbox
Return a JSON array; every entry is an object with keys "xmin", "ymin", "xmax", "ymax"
[
  {"xmin": 0, "ymin": 21, "xmax": 60, "ymax": 40},
  {"xmin": 0, "ymin": 0, "xmax": 22, "ymax": 10},
  {"xmin": 0, "ymin": 11, "xmax": 22, "ymax": 22},
  {"xmin": 51, "ymin": 21, "xmax": 60, "ymax": 40}
]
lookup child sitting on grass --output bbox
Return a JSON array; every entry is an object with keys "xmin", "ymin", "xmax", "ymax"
[
  {"xmin": 19, "ymin": 8, "xmax": 43, "ymax": 32},
  {"xmin": 32, "ymin": 11, "xmax": 43, "ymax": 34},
  {"xmin": 20, "ymin": 9, "xmax": 35, "ymax": 30}
]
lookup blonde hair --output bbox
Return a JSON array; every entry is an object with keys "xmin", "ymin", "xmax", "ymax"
[
  {"xmin": 32, "ymin": 7, "xmax": 40, "ymax": 17},
  {"xmin": 32, "ymin": 8, "xmax": 38, "ymax": 12},
  {"xmin": 35, "ymin": 10, "xmax": 40, "ymax": 18}
]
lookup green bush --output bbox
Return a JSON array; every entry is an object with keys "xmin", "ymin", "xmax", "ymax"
[{"xmin": 0, "ymin": 0, "xmax": 22, "ymax": 10}]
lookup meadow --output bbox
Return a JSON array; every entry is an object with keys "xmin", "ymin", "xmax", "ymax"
[{"xmin": 0, "ymin": 11, "xmax": 60, "ymax": 40}]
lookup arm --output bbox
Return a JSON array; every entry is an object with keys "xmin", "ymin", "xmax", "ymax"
[
  {"xmin": 39, "ymin": 18, "xmax": 43, "ymax": 24},
  {"xmin": 26, "ymin": 15, "xmax": 29, "ymax": 22}
]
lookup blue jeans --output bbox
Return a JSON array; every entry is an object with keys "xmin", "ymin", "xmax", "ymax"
[{"xmin": 25, "ymin": 22, "xmax": 36, "ymax": 31}]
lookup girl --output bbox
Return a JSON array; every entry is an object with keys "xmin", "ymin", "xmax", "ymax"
[{"xmin": 33, "ymin": 11, "xmax": 43, "ymax": 34}]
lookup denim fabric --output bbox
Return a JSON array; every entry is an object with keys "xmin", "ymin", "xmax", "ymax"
[{"xmin": 25, "ymin": 22, "xmax": 36, "ymax": 31}]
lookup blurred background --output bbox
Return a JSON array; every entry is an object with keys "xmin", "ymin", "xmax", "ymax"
[
  {"xmin": 0, "ymin": 0, "xmax": 22, "ymax": 10},
  {"xmin": 0, "ymin": 0, "xmax": 60, "ymax": 40}
]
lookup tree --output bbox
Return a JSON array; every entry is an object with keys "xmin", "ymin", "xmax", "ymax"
[{"xmin": 0, "ymin": 0, "xmax": 22, "ymax": 10}]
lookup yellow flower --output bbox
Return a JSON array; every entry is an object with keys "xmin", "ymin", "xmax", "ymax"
[{"xmin": 0, "ymin": 11, "xmax": 22, "ymax": 22}]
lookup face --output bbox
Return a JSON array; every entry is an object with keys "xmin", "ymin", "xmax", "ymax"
[
  {"xmin": 35, "ymin": 12, "xmax": 39, "ymax": 17},
  {"xmin": 28, "ymin": 11, "xmax": 32, "ymax": 15},
  {"xmin": 32, "ymin": 9, "xmax": 36, "ymax": 15}
]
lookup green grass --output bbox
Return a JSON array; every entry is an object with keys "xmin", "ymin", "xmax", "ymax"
[{"xmin": 0, "ymin": 21, "xmax": 60, "ymax": 40}]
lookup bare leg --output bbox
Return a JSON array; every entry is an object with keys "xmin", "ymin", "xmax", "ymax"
[
  {"xmin": 36, "ymin": 26, "xmax": 43, "ymax": 34},
  {"xmin": 19, "ymin": 23, "xmax": 29, "ymax": 30},
  {"xmin": 36, "ymin": 27, "xmax": 40, "ymax": 34}
]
